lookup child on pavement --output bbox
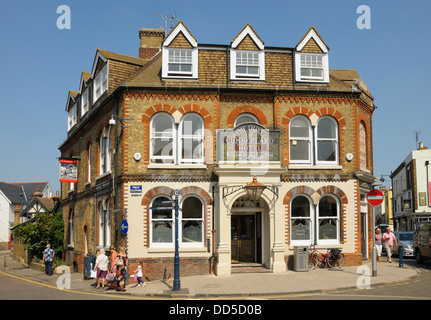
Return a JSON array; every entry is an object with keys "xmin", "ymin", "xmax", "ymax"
[{"xmin": 133, "ymin": 263, "xmax": 146, "ymax": 287}]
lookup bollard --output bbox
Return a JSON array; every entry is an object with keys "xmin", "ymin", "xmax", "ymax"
[{"xmin": 399, "ymin": 246, "xmax": 403, "ymax": 267}]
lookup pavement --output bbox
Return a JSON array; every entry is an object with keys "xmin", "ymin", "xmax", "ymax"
[{"xmin": 0, "ymin": 249, "xmax": 418, "ymax": 299}]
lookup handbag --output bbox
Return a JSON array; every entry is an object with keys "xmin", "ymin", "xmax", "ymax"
[
  {"xmin": 106, "ymin": 273, "xmax": 116, "ymax": 281},
  {"xmin": 115, "ymin": 256, "xmax": 124, "ymax": 266}
]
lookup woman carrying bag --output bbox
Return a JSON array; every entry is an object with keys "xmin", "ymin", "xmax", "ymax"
[{"xmin": 115, "ymin": 247, "xmax": 128, "ymax": 291}]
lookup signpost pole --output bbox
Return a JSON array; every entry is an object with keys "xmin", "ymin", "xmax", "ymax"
[{"xmin": 366, "ymin": 189, "xmax": 384, "ymax": 277}]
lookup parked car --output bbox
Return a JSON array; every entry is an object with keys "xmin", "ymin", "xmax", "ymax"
[
  {"xmin": 393, "ymin": 232, "xmax": 414, "ymax": 257},
  {"xmin": 414, "ymin": 221, "xmax": 431, "ymax": 264}
]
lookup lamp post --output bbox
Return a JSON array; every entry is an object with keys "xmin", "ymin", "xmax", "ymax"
[{"xmin": 150, "ymin": 190, "xmax": 181, "ymax": 291}]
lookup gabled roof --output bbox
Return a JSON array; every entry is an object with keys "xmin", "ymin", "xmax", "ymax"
[
  {"xmin": 0, "ymin": 182, "xmax": 25, "ymax": 204},
  {"xmin": 296, "ymin": 27, "xmax": 329, "ymax": 53},
  {"xmin": 79, "ymin": 71, "xmax": 91, "ymax": 92},
  {"xmin": 90, "ymin": 49, "xmax": 146, "ymax": 78},
  {"xmin": 20, "ymin": 196, "xmax": 55, "ymax": 217},
  {"xmin": 231, "ymin": 24, "xmax": 264, "ymax": 50},
  {"xmin": 163, "ymin": 21, "xmax": 197, "ymax": 48},
  {"xmin": 65, "ymin": 90, "xmax": 79, "ymax": 111},
  {"xmin": 123, "ymin": 51, "xmax": 163, "ymax": 87}
]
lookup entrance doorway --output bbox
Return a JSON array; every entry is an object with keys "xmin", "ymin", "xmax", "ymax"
[{"xmin": 231, "ymin": 213, "xmax": 261, "ymax": 263}]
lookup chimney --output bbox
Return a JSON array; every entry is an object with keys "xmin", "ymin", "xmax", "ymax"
[
  {"xmin": 14, "ymin": 204, "xmax": 21, "ymax": 225},
  {"xmin": 34, "ymin": 188, "xmax": 43, "ymax": 198},
  {"xmin": 139, "ymin": 28, "xmax": 165, "ymax": 60}
]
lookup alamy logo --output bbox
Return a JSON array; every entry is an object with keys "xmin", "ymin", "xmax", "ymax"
[
  {"xmin": 357, "ymin": 5, "xmax": 371, "ymax": 30},
  {"xmin": 57, "ymin": 5, "xmax": 71, "ymax": 30}
]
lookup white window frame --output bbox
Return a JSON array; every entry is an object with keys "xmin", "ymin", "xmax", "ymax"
[
  {"xmin": 289, "ymin": 116, "xmax": 313, "ymax": 164},
  {"xmin": 150, "ymin": 113, "xmax": 176, "ymax": 164},
  {"xmin": 149, "ymin": 195, "xmax": 205, "ymax": 249},
  {"xmin": 295, "ymin": 52, "xmax": 329, "ymax": 83},
  {"xmin": 180, "ymin": 196, "xmax": 205, "ymax": 248},
  {"xmin": 315, "ymin": 116, "xmax": 339, "ymax": 165},
  {"xmin": 98, "ymin": 200, "xmax": 111, "ymax": 248},
  {"xmin": 67, "ymin": 104, "xmax": 77, "ymax": 131},
  {"xmin": 317, "ymin": 194, "xmax": 340, "ymax": 245},
  {"xmin": 230, "ymin": 50, "xmax": 265, "ymax": 81},
  {"xmin": 162, "ymin": 47, "xmax": 198, "ymax": 79},
  {"xmin": 290, "ymin": 195, "xmax": 314, "ymax": 247},
  {"xmin": 99, "ymin": 127, "xmax": 111, "ymax": 175},
  {"xmin": 81, "ymin": 89, "xmax": 89, "ymax": 117},
  {"xmin": 150, "ymin": 196, "xmax": 174, "ymax": 248},
  {"xmin": 93, "ymin": 64, "xmax": 108, "ymax": 102},
  {"xmin": 290, "ymin": 194, "xmax": 341, "ymax": 246},
  {"xmin": 179, "ymin": 113, "xmax": 204, "ymax": 164}
]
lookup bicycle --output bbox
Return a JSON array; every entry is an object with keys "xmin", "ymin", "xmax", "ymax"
[{"xmin": 308, "ymin": 246, "xmax": 345, "ymax": 269}]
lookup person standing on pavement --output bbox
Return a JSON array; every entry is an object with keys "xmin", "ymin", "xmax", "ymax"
[
  {"xmin": 93, "ymin": 248, "xmax": 109, "ymax": 289},
  {"xmin": 115, "ymin": 247, "xmax": 128, "ymax": 291},
  {"xmin": 382, "ymin": 227, "xmax": 398, "ymax": 263},
  {"xmin": 42, "ymin": 244, "xmax": 54, "ymax": 276},
  {"xmin": 375, "ymin": 228, "xmax": 383, "ymax": 262}
]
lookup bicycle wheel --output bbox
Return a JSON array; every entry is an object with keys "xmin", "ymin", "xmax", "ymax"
[
  {"xmin": 327, "ymin": 253, "xmax": 345, "ymax": 269},
  {"xmin": 308, "ymin": 253, "xmax": 318, "ymax": 270}
]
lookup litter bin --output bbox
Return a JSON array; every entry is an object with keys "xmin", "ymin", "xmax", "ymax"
[
  {"xmin": 294, "ymin": 246, "xmax": 309, "ymax": 272},
  {"xmin": 83, "ymin": 256, "xmax": 96, "ymax": 279}
]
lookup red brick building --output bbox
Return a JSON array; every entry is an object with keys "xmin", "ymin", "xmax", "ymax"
[{"xmin": 59, "ymin": 22, "xmax": 376, "ymax": 278}]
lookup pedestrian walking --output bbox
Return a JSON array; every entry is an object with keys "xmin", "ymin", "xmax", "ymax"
[
  {"xmin": 382, "ymin": 227, "xmax": 398, "ymax": 263},
  {"xmin": 106, "ymin": 246, "xmax": 118, "ymax": 288},
  {"xmin": 115, "ymin": 247, "xmax": 128, "ymax": 291},
  {"xmin": 93, "ymin": 248, "xmax": 109, "ymax": 289},
  {"xmin": 132, "ymin": 263, "xmax": 146, "ymax": 287},
  {"xmin": 42, "ymin": 244, "xmax": 54, "ymax": 276},
  {"xmin": 375, "ymin": 228, "xmax": 383, "ymax": 262}
]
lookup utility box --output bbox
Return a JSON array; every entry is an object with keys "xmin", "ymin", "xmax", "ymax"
[{"xmin": 294, "ymin": 246, "xmax": 309, "ymax": 272}]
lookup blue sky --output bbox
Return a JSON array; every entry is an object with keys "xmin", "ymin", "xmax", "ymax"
[{"xmin": 0, "ymin": 0, "xmax": 430, "ymax": 193}]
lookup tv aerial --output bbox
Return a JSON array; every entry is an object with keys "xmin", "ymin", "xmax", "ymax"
[{"xmin": 153, "ymin": 11, "xmax": 179, "ymax": 34}]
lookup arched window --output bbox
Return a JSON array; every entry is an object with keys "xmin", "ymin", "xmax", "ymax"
[
  {"xmin": 150, "ymin": 113, "xmax": 175, "ymax": 164},
  {"xmin": 359, "ymin": 121, "xmax": 367, "ymax": 170},
  {"xmin": 317, "ymin": 195, "xmax": 340, "ymax": 244},
  {"xmin": 98, "ymin": 199, "xmax": 111, "ymax": 248},
  {"xmin": 150, "ymin": 196, "xmax": 174, "ymax": 247},
  {"xmin": 181, "ymin": 196, "xmax": 204, "ymax": 247},
  {"xmin": 149, "ymin": 195, "xmax": 205, "ymax": 248},
  {"xmin": 234, "ymin": 113, "xmax": 259, "ymax": 127},
  {"xmin": 289, "ymin": 116, "xmax": 312, "ymax": 164},
  {"xmin": 99, "ymin": 127, "xmax": 111, "ymax": 174},
  {"xmin": 179, "ymin": 113, "xmax": 204, "ymax": 163},
  {"xmin": 291, "ymin": 195, "xmax": 312, "ymax": 245},
  {"xmin": 316, "ymin": 116, "xmax": 338, "ymax": 164}
]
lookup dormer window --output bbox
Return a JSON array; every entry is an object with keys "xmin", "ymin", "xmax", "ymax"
[
  {"xmin": 300, "ymin": 54, "xmax": 324, "ymax": 81},
  {"xmin": 68, "ymin": 104, "xmax": 77, "ymax": 131},
  {"xmin": 81, "ymin": 90, "xmax": 89, "ymax": 116},
  {"xmin": 295, "ymin": 27, "xmax": 329, "ymax": 83},
  {"xmin": 93, "ymin": 64, "xmax": 108, "ymax": 102},
  {"xmin": 162, "ymin": 22, "xmax": 198, "ymax": 79},
  {"xmin": 168, "ymin": 49, "xmax": 193, "ymax": 75},
  {"xmin": 235, "ymin": 51, "xmax": 260, "ymax": 77},
  {"xmin": 230, "ymin": 25, "xmax": 265, "ymax": 81}
]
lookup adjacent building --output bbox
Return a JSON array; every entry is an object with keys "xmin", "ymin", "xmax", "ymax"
[
  {"xmin": 391, "ymin": 142, "xmax": 431, "ymax": 231},
  {"xmin": 59, "ymin": 22, "xmax": 377, "ymax": 278}
]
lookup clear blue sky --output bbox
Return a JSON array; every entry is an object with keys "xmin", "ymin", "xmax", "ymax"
[{"xmin": 1, "ymin": 0, "xmax": 430, "ymax": 193}]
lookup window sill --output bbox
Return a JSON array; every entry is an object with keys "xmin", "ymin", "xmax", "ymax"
[
  {"xmin": 288, "ymin": 165, "xmax": 342, "ymax": 170},
  {"xmin": 148, "ymin": 164, "xmax": 207, "ymax": 169},
  {"xmin": 147, "ymin": 247, "xmax": 208, "ymax": 254},
  {"xmin": 96, "ymin": 171, "xmax": 111, "ymax": 181}
]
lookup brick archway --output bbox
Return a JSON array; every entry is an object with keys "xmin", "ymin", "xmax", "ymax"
[{"xmin": 226, "ymin": 105, "xmax": 268, "ymax": 128}]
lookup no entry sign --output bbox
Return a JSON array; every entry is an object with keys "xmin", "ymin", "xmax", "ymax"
[{"xmin": 366, "ymin": 189, "xmax": 384, "ymax": 206}]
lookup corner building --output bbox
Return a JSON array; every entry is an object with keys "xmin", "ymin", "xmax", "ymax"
[{"xmin": 59, "ymin": 22, "xmax": 377, "ymax": 278}]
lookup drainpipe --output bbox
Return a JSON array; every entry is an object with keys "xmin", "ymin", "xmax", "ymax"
[{"xmin": 208, "ymin": 185, "xmax": 216, "ymax": 273}]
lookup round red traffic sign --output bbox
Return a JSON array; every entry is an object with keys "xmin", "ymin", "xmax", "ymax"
[{"xmin": 366, "ymin": 189, "xmax": 384, "ymax": 206}]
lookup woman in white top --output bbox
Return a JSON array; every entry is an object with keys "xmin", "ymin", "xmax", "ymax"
[{"xmin": 94, "ymin": 248, "xmax": 109, "ymax": 289}]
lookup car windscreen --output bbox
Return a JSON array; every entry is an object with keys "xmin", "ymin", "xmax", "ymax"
[{"xmin": 399, "ymin": 233, "xmax": 413, "ymax": 241}]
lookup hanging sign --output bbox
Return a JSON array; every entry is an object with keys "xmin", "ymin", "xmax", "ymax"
[{"xmin": 59, "ymin": 158, "xmax": 78, "ymax": 183}]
